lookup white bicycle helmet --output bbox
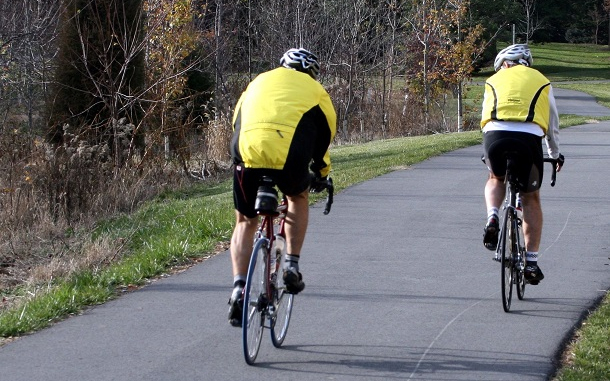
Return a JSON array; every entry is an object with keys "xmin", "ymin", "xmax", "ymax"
[
  {"xmin": 493, "ymin": 44, "xmax": 533, "ymax": 72},
  {"xmin": 280, "ymin": 48, "xmax": 320, "ymax": 79}
]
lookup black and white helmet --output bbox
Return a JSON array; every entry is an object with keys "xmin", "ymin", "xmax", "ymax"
[
  {"xmin": 280, "ymin": 48, "xmax": 320, "ymax": 79},
  {"xmin": 493, "ymin": 44, "xmax": 533, "ymax": 72}
]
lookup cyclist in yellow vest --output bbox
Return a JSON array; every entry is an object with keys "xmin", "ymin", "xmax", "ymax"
[
  {"xmin": 481, "ymin": 44, "xmax": 564, "ymax": 285},
  {"xmin": 227, "ymin": 48, "xmax": 337, "ymax": 326}
]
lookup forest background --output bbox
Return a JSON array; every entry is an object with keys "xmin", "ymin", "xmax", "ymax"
[{"xmin": 1, "ymin": 0, "xmax": 610, "ymax": 318}]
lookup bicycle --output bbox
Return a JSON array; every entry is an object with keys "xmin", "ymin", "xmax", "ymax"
[
  {"xmin": 493, "ymin": 156, "xmax": 558, "ymax": 312},
  {"xmin": 242, "ymin": 175, "xmax": 334, "ymax": 365}
]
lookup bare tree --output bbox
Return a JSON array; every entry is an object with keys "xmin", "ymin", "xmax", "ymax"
[
  {"xmin": 606, "ymin": 0, "xmax": 610, "ymax": 47},
  {"xmin": 590, "ymin": 0, "xmax": 610, "ymax": 44},
  {"xmin": 0, "ymin": 0, "xmax": 60, "ymax": 133},
  {"xmin": 516, "ymin": 0, "xmax": 544, "ymax": 43},
  {"xmin": 405, "ymin": 0, "xmax": 448, "ymax": 126},
  {"xmin": 327, "ymin": 1, "xmax": 374, "ymax": 140}
]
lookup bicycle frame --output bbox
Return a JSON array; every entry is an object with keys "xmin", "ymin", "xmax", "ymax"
[
  {"xmin": 255, "ymin": 196, "xmax": 287, "ymax": 324},
  {"xmin": 495, "ymin": 174, "xmax": 522, "ymax": 261}
]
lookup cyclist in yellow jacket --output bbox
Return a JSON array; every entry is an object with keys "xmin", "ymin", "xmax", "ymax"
[
  {"xmin": 228, "ymin": 48, "xmax": 337, "ymax": 326},
  {"xmin": 481, "ymin": 44, "xmax": 564, "ymax": 285}
]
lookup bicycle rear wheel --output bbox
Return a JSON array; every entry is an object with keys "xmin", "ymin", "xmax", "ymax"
[
  {"xmin": 242, "ymin": 238, "xmax": 268, "ymax": 365},
  {"xmin": 500, "ymin": 208, "xmax": 514, "ymax": 312},
  {"xmin": 271, "ymin": 247, "xmax": 294, "ymax": 347}
]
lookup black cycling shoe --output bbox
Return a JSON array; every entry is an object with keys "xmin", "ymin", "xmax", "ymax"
[
  {"xmin": 524, "ymin": 264, "xmax": 544, "ymax": 285},
  {"xmin": 283, "ymin": 268, "xmax": 305, "ymax": 294},
  {"xmin": 227, "ymin": 286, "xmax": 244, "ymax": 327},
  {"xmin": 483, "ymin": 214, "xmax": 499, "ymax": 251}
]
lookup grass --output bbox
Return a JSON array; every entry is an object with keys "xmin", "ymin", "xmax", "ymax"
[
  {"xmin": 1, "ymin": 42, "xmax": 609, "ymax": 380},
  {"xmin": 531, "ymin": 43, "xmax": 610, "ymax": 82},
  {"xmin": 472, "ymin": 43, "xmax": 610, "ymax": 82},
  {"xmin": 553, "ymin": 296, "xmax": 610, "ymax": 381}
]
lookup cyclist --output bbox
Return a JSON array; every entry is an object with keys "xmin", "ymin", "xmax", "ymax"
[
  {"xmin": 481, "ymin": 44, "xmax": 564, "ymax": 285},
  {"xmin": 227, "ymin": 48, "xmax": 337, "ymax": 327}
]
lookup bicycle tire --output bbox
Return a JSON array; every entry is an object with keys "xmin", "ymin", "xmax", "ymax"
[
  {"xmin": 515, "ymin": 217, "xmax": 526, "ymax": 300},
  {"xmin": 270, "ymin": 243, "xmax": 294, "ymax": 348},
  {"xmin": 500, "ymin": 207, "xmax": 514, "ymax": 312},
  {"xmin": 242, "ymin": 238, "xmax": 267, "ymax": 365},
  {"xmin": 516, "ymin": 257, "xmax": 526, "ymax": 300}
]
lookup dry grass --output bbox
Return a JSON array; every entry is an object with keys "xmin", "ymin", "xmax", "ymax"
[{"xmin": 0, "ymin": 118, "xmax": 232, "ymax": 312}]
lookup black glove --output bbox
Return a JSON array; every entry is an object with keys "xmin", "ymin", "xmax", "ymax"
[
  {"xmin": 310, "ymin": 175, "xmax": 328, "ymax": 193},
  {"xmin": 557, "ymin": 154, "xmax": 565, "ymax": 171}
]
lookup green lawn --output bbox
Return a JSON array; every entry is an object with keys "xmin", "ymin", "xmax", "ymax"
[{"xmin": 472, "ymin": 43, "xmax": 610, "ymax": 82}]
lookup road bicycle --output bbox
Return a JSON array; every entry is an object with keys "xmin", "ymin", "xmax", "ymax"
[
  {"xmin": 242, "ymin": 175, "xmax": 334, "ymax": 365},
  {"xmin": 493, "ymin": 156, "xmax": 558, "ymax": 312}
]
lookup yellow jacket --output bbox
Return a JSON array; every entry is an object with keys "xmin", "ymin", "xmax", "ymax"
[
  {"xmin": 481, "ymin": 65, "xmax": 551, "ymax": 132},
  {"xmin": 231, "ymin": 67, "xmax": 336, "ymax": 177}
]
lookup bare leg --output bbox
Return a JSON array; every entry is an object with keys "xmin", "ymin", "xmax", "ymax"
[
  {"xmin": 230, "ymin": 211, "xmax": 258, "ymax": 278},
  {"xmin": 521, "ymin": 190, "xmax": 542, "ymax": 252},
  {"xmin": 284, "ymin": 189, "xmax": 310, "ymax": 255},
  {"xmin": 282, "ymin": 189, "xmax": 309, "ymax": 294},
  {"xmin": 485, "ymin": 173, "xmax": 505, "ymax": 212}
]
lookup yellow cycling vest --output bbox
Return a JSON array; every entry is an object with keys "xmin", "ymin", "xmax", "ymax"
[
  {"xmin": 481, "ymin": 65, "xmax": 551, "ymax": 133},
  {"xmin": 232, "ymin": 67, "xmax": 337, "ymax": 177}
]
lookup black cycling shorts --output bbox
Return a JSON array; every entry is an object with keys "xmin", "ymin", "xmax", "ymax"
[
  {"xmin": 233, "ymin": 165, "xmax": 310, "ymax": 218},
  {"xmin": 483, "ymin": 130, "xmax": 544, "ymax": 193}
]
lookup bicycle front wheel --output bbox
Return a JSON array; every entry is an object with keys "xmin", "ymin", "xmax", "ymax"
[
  {"xmin": 516, "ymin": 243, "xmax": 526, "ymax": 300},
  {"xmin": 500, "ymin": 208, "xmax": 514, "ymax": 312},
  {"xmin": 242, "ymin": 238, "xmax": 268, "ymax": 365},
  {"xmin": 271, "ymin": 249, "xmax": 294, "ymax": 347},
  {"xmin": 516, "ymin": 258, "xmax": 526, "ymax": 300}
]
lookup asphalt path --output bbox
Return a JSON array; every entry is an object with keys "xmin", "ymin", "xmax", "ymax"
[
  {"xmin": 553, "ymin": 86, "xmax": 610, "ymax": 117},
  {"xmin": 1, "ymin": 89, "xmax": 609, "ymax": 380}
]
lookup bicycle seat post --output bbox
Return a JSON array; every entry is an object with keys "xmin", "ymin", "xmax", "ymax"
[{"xmin": 505, "ymin": 156, "xmax": 520, "ymax": 207}]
